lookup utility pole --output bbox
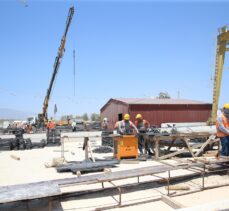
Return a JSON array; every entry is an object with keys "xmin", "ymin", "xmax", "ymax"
[{"xmin": 73, "ymin": 49, "xmax": 76, "ymax": 96}]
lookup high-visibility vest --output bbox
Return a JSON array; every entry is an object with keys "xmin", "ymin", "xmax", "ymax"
[
  {"xmin": 216, "ymin": 114, "xmax": 229, "ymax": 137},
  {"xmin": 47, "ymin": 122, "xmax": 55, "ymax": 129},
  {"xmin": 120, "ymin": 120, "xmax": 134, "ymax": 130}
]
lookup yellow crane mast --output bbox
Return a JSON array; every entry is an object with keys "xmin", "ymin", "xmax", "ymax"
[
  {"xmin": 37, "ymin": 6, "xmax": 74, "ymax": 127},
  {"xmin": 209, "ymin": 26, "xmax": 229, "ymax": 125}
]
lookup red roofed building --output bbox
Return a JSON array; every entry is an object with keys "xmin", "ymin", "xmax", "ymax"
[{"xmin": 100, "ymin": 98, "xmax": 212, "ymax": 129}]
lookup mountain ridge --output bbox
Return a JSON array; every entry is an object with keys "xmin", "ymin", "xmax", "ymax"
[{"xmin": 0, "ymin": 108, "xmax": 36, "ymax": 120}]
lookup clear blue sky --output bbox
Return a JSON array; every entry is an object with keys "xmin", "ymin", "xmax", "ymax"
[{"xmin": 0, "ymin": 0, "xmax": 229, "ymax": 117}]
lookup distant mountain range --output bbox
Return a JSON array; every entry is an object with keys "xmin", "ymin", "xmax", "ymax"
[{"xmin": 0, "ymin": 108, "xmax": 36, "ymax": 120}]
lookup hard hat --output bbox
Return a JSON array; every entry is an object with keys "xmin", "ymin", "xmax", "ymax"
[
  {"xmin": 224, "ymin": 103, "xmax": 229, "ymax": 109},
  {"xmin": 103, "ymin": 117, "xmax": 108, "ymax": 121},
  {"xmin": 124, "ymin": 114, "xmax": 130, "ymax": 120},
  {"xmin": 136, "ymin": 114, "xmax": 142, "ymax": 119}
]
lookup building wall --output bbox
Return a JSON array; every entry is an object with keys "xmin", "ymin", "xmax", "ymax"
[
  {"xmin": 100, "ymin": 102, "xmax": 129, "ymax": 129},
  {"xmin": 101, "ymin": 101, "xmax": 212, "ymax": 129},
  {"xmin": 129, "ymin": 104, "xmax": 212, "ymax": 127}
]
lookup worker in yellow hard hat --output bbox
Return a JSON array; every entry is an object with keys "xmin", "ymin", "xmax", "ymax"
[
  {"xmin": 135, "ymin": 114, "xmax": 152, "ymax": 155},
  {"xmin": 135, "ymin": 114, "xmax": 150, "ymax": 129},
  {"xmin": 117, "ymin": 114, "xmax": 138, "ymax": 135},
  {"xmin": 216, "ymin": 103, "xmax": 229, "ymax": 156}
]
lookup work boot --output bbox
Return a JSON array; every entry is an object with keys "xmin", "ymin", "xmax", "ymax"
[{"xmin": 147, "ymin": 150, "xmax": 153, "ymax": 156}]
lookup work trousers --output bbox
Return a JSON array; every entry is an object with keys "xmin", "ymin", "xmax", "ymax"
[
  {"xmin": 138, "ymin": 135, "xmax": 144, "ymax": 154},
  {"xmin": 220, "ymin": 136, "xmax": 229, "ymax": 156},
  {"xmin": 138, "ymin": 135, "xmax": 152, "ymax": 155}
]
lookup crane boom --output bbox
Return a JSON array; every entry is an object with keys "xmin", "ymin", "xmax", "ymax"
[
  {"xmin": 209, "ymin": 26, "xmax": 229, "ymax": 124},
  {"xmin": 39, "ymin": 6, "xmax": 74, "ymax": 124}
]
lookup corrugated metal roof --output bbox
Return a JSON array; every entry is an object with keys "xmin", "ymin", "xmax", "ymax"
[{"xmin": 114, "ymin": 98, "xmax": 211, "ymax": 105}]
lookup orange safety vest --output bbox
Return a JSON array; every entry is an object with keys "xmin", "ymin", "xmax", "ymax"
[
  {"xmin": 47, "ymin": 122, "xmax": 55, "ymax": 129},
  {"xmin": 216, "ymin": 114, "xmax": 229, "ymax": 137}
]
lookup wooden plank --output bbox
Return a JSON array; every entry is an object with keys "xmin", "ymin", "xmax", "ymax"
[
  {"xmin": 0, "ymin": 163, "xmax": 203, "ymax": 204},
  {"xmin": 207, "ymin": 164, "xmax": 224, "ymax": 171},
  {"xmin": 56, "ymin": 163, "xmax": 201, "ymax": 186},
  {"xmin": 83, "ymin": 137, "xmax": 89, "ymax": 160},
  {"xmin": 120, "ymin": 160, "xmax": 140, "ymax": 164},
  {"xmin": 88, "ymin": 141, "xmax": 95, "ymax": 162},
  {"xmin": 195, "ymin": 135, "xmax": 215, "ymax": 157},
  {"xmin": 155, "ymin": 138, "xmax": 160, "ymax": 159},
  {"xmin": 193, "ymin": 157, "xmax": 209, "ymax": 164},
  {"xmin": 165, "ymin": 185, "xmax": 190, "ymax": 191},
  {"xmin": 158, "ymin": 149, "xmax": 187, "ymax": 160},
  {"xmin": 145, "ymin": 133, "xmax": 211, "ymax": 141},
  {"xmin": 10, "ymin": 155, "xmax": 20, "ymax": 161},
  {"xmin": 161, "ymin": 195, "xmax": 186, "ymax": 209},
  {"xmin": 194, "ymin": 157, "xmax": 229, "ymax": 165},
  {"xmin": 56, "ymin": 160, "xmax": 119, "ymax": 173},
  {"xmin": 0, "ymin": 181, "xmax": 61, "ymax": 204},
  {"xmin": 183, "ymin": 138, "xmax": 195, "ymax": 158}
]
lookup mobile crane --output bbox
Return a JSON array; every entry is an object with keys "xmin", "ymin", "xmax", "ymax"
[
  {"xmin": 209, "ymin": 26, "xmax": 229, "ymax": 125},
  {"xmin": 37, "ymin": 6, "xmax": 74, "ymax": 127}
]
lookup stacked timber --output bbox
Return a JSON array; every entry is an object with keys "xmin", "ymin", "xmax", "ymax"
[
  {"xmin": 92, "ymin": 146, "xmax": 113, "ymax": 153},
  {"xmin": 160, "ymin": 125, "xmax": 216, "ymax": 135},
  {"xmin": 0, "ymin": 138, "xmax": 33, "ymax": 150},
  {"xmin": 0, "ymin": 129, "xmax": 61, "ymax": 151},
  {"xmin": 0, "ymin": 138, "xmax": 14, "ymax": 150},
  {"xmin": 46, "ymin": 129, "xmax": 61, "ymax": 146},
  {"xmin": 101, "ymin": 130, "xmax": 113, "ymax": 147},
  {"xmin": 56, "ymin": 159, "xmax": 119, "ymax": 174}
]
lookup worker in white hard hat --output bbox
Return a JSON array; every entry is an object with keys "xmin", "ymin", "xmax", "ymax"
[
  {"xmin": 118, "ymin": 114, "xmax": 138, "ymax": 135},
  {"xmin": 102, "ymin": 117, "xmax": 109, "ymax": 130},
  {"xmin": 135, "ymin": 114, "xmax": 152, "ymax": 155},
  {"xmin": 216, "ymin": 103, "xmax": 229, "ymax": 156}
]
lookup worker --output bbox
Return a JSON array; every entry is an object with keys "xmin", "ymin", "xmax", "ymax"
[
  {"xmin": 28, "ymin": 123, "xmax": 33, "ymax": 133},
  {"xmin": 46, "ymin": 119, "xmax": 56, "ymax": 139},
  {"xmin": 114, "ymin": 121, "xmax": 120, "ymax": 129},
  {"xmin": 71, "ymin": 121, "xmax": 77, "ymax": 132},
  {"xmin": 102, "ymin": 117, "xmax": 109, "ymax": 130},
  {"xmin": 216, "ymin": 103, "xmax": 229, "ymax": 156},
  {"xmin": 135, "ymin": 114, "xmax": 152, "ymax": 155},
  {"xmin": 47, "ymin": 120, "xmax": 55, "ymax": 130},
  {"xmin": 118, "ymin": 114, "xmax": 139, "ymax": 135},
  {"xmin": 113, "ymin": 120, "xmax": 120, "ymax": 134}
]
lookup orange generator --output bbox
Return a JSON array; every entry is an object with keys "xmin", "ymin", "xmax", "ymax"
[{"xmin": 113, "ymin": 135, "xmax": 138, "ymax": 160}]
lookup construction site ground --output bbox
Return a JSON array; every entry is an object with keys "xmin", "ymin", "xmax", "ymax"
[{"xmin": 1, "ymin": 131, "xmax": 229, "ymax": 211}]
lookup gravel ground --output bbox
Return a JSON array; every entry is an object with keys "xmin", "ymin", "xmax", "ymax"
[{"xmin": 1, "ymin": 131, "xmax": 229, "ymax": 211}]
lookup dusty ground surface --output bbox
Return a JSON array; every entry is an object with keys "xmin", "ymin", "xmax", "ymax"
[{"xmin": 0, "ymin": 131, "xmax": 229, "ymax": 211}]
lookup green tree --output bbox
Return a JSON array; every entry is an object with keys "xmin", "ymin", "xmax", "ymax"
[
  {"xmin": 91, "ymin": 113, "xmax": 100, "ymax": 121},
  {"xmin": 54, "ymin": 104, "xmax": 57, "ymax": 120},
  {"xmin": 157, "ymin": 92, "xmax": 171, "ymax": 99},
  {"xmin": 75, "ymin": 115, "xmax": 83, "ymax": 120},
  {"xmin": 61, "ymin": 114, "xmax": 74, "ymax": 121},
  {"xmin": 82, "ymin": 113, "xmax": 89, "ymax": 121}
]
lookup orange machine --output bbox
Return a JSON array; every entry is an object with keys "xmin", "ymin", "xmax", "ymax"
[{"xmin": 113, "ymin": 135, "xmax": 138, "ymax": 160}]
